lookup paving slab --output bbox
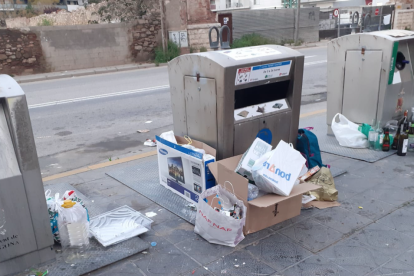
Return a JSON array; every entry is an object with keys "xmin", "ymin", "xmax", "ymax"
[
  {"xmin": 237, "ymin": 228, "xmax": 274, "ymax": 247},
  {"xmin": 312, "ymin": 207, "xmax": 373, "ymax": 235},
  {"xmin": 375, "ymin": 208, "xmax": 414, "ymax": 238},
  {"xmin": 339, "ymin": 193, "xmax": 397, "ymax": 221},
  {"xmin": 175, "ymin": 236, "xmax": 236, "ymax": 265},
  {"xmin": 282, "ymin": 255, "xmax": 357, "ymax": 276},
  {"xmin": 245, "ymin": 233, "xmax": 313, "ymax": 271},
  {"xmin": 152, "ymin": 217, "xmax": 198, "ymax": 244},
  {"xmin": 319, "ymin": 222, "xmax": 414, "ymax": 275},
  {"xmin": 205, "ymin": 249, "xmax": 276, "ymax": 276},
  {"xmin": 366, "ymin": 258, "xmax": 414, "ymax": 276},
  {"xmin": 280, "ymin": 218, "xmax": 344, "ymax": 253}
]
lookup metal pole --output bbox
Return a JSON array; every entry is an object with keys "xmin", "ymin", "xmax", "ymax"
[
  {"xmin": 294, "ymin": 0, "xmax": 301, "ymax": 43},
  {"xmin": 337, "ymin": 9, "xmax": 340, "ymax": 38},
  {"xmin": 159, "ymin": 0, "xmax": 166, "ymax": 52},
  {"xmin": 378, "ymin": 6, "xmax": 383, "ymax": 31}
]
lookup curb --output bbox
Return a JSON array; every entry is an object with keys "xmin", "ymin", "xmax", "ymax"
[{"xmin": 14, "ymin": 63, "xmax": 168, "ymax": 84}]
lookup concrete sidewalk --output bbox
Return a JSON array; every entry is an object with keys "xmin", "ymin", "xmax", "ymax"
[
  {"xmin": 13, "ymin": 40, "xmax": 329, "ymax": 84},
  {"xmin": 31, "ymin": 102, "xmax": 414, "ymax": 276}
]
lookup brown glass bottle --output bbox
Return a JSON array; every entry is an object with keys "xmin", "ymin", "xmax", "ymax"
[
  {"xmin": 397, "ymin": 122, "xmax": 409, "ymax": 156},
  {"xmin": 392, "ymin": 124, "xmax": 401, "ymax": 150},
  {"xmin": 382, "ymin": 128, "xmax": 390, "ymax": 152}
]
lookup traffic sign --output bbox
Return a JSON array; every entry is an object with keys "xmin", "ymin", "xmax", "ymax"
[
  {"xmin": 333, "ymin": 9, "xmax": 339, "ymax": 17},
  {"xmin": 375, "ymin": 8, "xmax": 379, "ymax": 16}
]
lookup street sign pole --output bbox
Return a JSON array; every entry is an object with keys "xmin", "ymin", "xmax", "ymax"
[
  {"xmin": 337, "ymin": 9, "xmax": 340, "ymax": 38},
  {"xmin": 294, "ymin": 0, "xmax": 301, "ymax": 44}
]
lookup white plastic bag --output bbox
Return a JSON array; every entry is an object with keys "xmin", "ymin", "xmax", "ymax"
[
  {"xmin": 331, "ymin": 113, "xmax": 369, "ymax": 148},
  {"xmin": 194, "ymin": 182, "xmax": 246, "ymax": 247},
  {"xmin": 252, "ymin": 140, "xmax": 306, "ymax": 196}
]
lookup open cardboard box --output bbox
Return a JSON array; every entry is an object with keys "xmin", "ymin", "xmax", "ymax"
[{"xmin": 208, "ymin": 155, "xmax": 320, "ymax": 235}]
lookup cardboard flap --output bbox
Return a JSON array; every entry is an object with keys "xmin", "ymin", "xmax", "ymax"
[
  {"xmin": 217, "ymin": 163, "xmax": 248, "ymax": 203},
  {"xmin": 248, "ymin": 183, "xmax": 320, "ymax": 208},
  {"xmin": 208, "ymin": 162, "xmax": 218, "ymax": 180}
]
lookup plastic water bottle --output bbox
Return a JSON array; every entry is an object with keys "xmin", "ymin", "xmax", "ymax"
[
  {"xmin": 247, "ymin": 184, "xmax": 259, "ymax": 201},
  {"xmin": 58, "ymin": 200, "xmax": 89, "ymax": 249}
]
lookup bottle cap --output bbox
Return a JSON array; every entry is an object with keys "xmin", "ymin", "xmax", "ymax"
[{"xmin": 61, "ymin": 200, "xmax": 76, "ymax": 208}]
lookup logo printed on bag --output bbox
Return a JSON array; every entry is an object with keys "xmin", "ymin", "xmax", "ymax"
[
  {"xmin": 198, "ymin": 210, "xmax": 232, "ymax": 232},
  {"xmin": 263, "ymin": 161, "xmax": 291, "ymax": 180},
  {"xmin": 159, "ymin": 149, "xmax": 168, "ymax": 155}
]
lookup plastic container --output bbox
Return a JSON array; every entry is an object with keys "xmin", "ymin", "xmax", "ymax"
[
  {"xmin": 57, "ymin": 200, "xmax": 89, "ymax": 249},
  {"xmin": 247, "ymin": 184, "xmax": 259, "ymax": 201}
]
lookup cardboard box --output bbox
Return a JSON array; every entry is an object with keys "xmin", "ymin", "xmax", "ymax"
[
  {"xmin": 235, "ymin": 137, "xmax": 272, "ymax": 181},
  {"xmin": 156, "ymin": 135, "xmax": 216, "ymax": 204},
  {"xmin": 208, "ymin": 155, "xmax": 319, "ymax": 235}
]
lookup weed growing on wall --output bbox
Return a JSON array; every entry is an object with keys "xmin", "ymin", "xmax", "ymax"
[{"xmin": 154, "ymin": 41, "xmax": 180, "ymax": 65}]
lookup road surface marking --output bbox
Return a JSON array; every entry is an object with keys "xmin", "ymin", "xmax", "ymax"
[
  {"xmin": 305, "ymin": 55, "xmax": 316, "ymax": 58},
  {"xmin": 30, "ymin": 61, "xmax": 326, "ymax": 109},
  {"xmin": 42, "ymin": 108, "xmax": 327, "ymax": 182},
  {"xmin": 304, "ymin": 60, "xmax": 327, "ymax": 66},
  {"xmin": 28, "ymin": 85, "xmax": 170, "ymax": 109}
]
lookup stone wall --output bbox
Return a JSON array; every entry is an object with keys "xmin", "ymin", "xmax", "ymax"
[
  {"xmin": 0, "ymin": 16, "xmax": 161, "ymax": 76},
  {"xmin": 0, "ymin": 28, "xmax": 46, "ymax": 76},
  {"xmin": 131, "ymin": 13, "xmax": 162, "ymax": 62},
  {"xmin": 187, "ymin": 23, "xmax": 220, "ymax": 50}
]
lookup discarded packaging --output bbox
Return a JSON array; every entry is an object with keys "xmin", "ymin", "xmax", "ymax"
[
  {"xmin": 300, "ymin": 166, "xmax": 320, "ymax": 181},
  {"xmin": 195, "ymin": 182, "xmax": 247, "ymax": 247},
  {"xmin": 160, "ymin": 130, "xmax": 177, "ymax": 144},
  {"xmin": 235, "ymin": 137, "xmax": 272, "ymax": 181},
  {"xmin": 252, "ymin": 140, "xmax": 306, "ymax": 196},
  {"xmin": 137, "ymin": 129, "xmax": 150, "ymax": 133},
  {"xmin": 208, "ymin": 155, "xmax": 319, "ymax": 235},
  {"xmin": 156, "ymin": 134, "xmax": 216, "ymax": 204},
  {"xmin": 89, "ymin": 206, "xmax": 153, "ymax": 247},
  {"xmin": 247, "ymin": 183, "xmax": 259, "ymax": 201},
  {"xmin": 57, "ymin": 200, "xmax": 89, "ymax": 249},
  {"xmin": 144, "ymin": 139, "xmax": 157, "ymax": 147},
  {"xmin": 306, "ymin": 167, "xmax": 338, "ymax": 202}
]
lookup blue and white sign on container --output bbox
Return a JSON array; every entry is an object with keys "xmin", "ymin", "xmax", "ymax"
[{"xmin": 235, "ymin": 61, "xmax": 292, "ymax": 86}]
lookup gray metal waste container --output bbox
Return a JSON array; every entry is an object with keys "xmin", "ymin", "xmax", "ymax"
[
  {"xmin": 327, "ymin": 30, "xmax": 414, "ymax": 134},
  {"xmin": 168, "ymin": 45, "xmax": 304, "ymax": 159},
  {"xmin": 0, "ymin": 75, "xmax": 55, "ymax": 276}
]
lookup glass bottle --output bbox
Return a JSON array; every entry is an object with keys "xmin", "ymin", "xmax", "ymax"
[
  {"xmin": 392, "ymin": 123, "xmax": 402, "ymax": 150},
  {"xmin": 368, "ymin": 119, "xmax": 376, "ymax": 150},
  {"xmin": 397, "ymin": 122, "xmax": 409, "ymax": 156},
  {"xmin": 375, "ymin": 121, "xmax": 383, "ymax": 151},
  {"xmin": 382, "ymin": 128, "xmax": 390, "ymax": 152}
]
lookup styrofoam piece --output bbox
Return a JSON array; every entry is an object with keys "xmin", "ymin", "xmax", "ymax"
[{"xmin": 89, "ymin": 205, "xmax": 153, "ymax": 247}]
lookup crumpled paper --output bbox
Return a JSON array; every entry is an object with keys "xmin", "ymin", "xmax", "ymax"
[{"xmin": 306, "ymin": 167, "xmax": 338, "ymax": 201}]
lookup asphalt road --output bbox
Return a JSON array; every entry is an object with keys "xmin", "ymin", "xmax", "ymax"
[{"xmin": 22, "ymin": 46, "xmax": 327, "ymax": 176}]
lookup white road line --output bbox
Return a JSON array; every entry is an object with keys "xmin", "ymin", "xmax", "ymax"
[
  {"xmin": 305, "ymin": 55, "xmax": 316, "ymax": 58},
  {"xmin": 29, "ymin": 61, "xmax": 327, "ymax": 109},
  {"xmin": 304, "ymin": 60, "xmax": 327, "ymax": 66},
  {"xmin": 28, "ymin": 85, "xmax": 170, "ymax": 109}
]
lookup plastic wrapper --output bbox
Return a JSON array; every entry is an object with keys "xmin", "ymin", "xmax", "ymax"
[
  {"xmin": 305, "ymin": 167, "xmax": 338, "ymax": 201},
  {"xmin": 247, "ymin": 183, "xmax": 259, "ymax": 201}
]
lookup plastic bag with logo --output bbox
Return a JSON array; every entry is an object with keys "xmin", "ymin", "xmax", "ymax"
[
  {"xmin": 45, "ymin": 190, "xmax": 61, "ymax": 243},
  {"xmin": 194, "ymin": 182, "xmax": 246, "ymax": 247},
  {"xmin": 252, "ymin": 140, "xmax": 306, "ymax": 196}
]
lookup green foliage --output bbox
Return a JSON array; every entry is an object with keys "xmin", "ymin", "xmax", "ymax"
[
  {"xmin": 231, "ymin": 33, "xmax": 277, "ymax": 48},
  {"xmin": 189, "ymin": 46, "xmax": 197, "ymax": 53},
  {"xmin": 154, "ymin": 41, "xmax": 180, "ymax": 65},
  {"xmin": 39, "ymin": 18, "xmax": 53, "ymax": 26},
  {"xmin": 199, "ymin": 46, "xmax": 207, "ymax": 52}
]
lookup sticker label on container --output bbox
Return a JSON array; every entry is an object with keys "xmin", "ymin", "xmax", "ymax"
[
  {"xmin": 235, "ymin": 61, "xmax": 292, "ymax": 85},
  {"xmin": 220, "ymin": 46, "xmax": 281, "ymax": 60}
]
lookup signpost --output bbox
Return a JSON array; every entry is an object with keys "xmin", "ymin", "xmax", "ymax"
[
  {"xmin": 375, "ymin": 8, "xmax": 379, "ymax": 16},
  {"xmin": 333, "ymin": 9, "xmax": 339, "ymax": 17}
]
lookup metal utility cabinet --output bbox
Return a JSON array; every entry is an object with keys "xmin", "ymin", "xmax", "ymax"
[
  {"xmin": 327, "ymin": 30, "xmax": 414, "ymax": 133},
  {"xmin": 168, "ymin": 45, "xmax": 304, "ymax": 159},
  {"xmin": 0, "ymin": 75, "xmax": 55, "ymax": 276}
]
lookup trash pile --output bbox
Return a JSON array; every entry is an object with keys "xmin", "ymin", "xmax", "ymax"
[
  {"xmin": 332, "ymin": 108, "xmax": 414, "ymax": 156},
  {"xmin": 44, "ymin": 190, "xmax": 153, "ymax": 254},
  {"xmin": 154, "ymin": 128, "xmax": 340, "ymax": 247}
]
